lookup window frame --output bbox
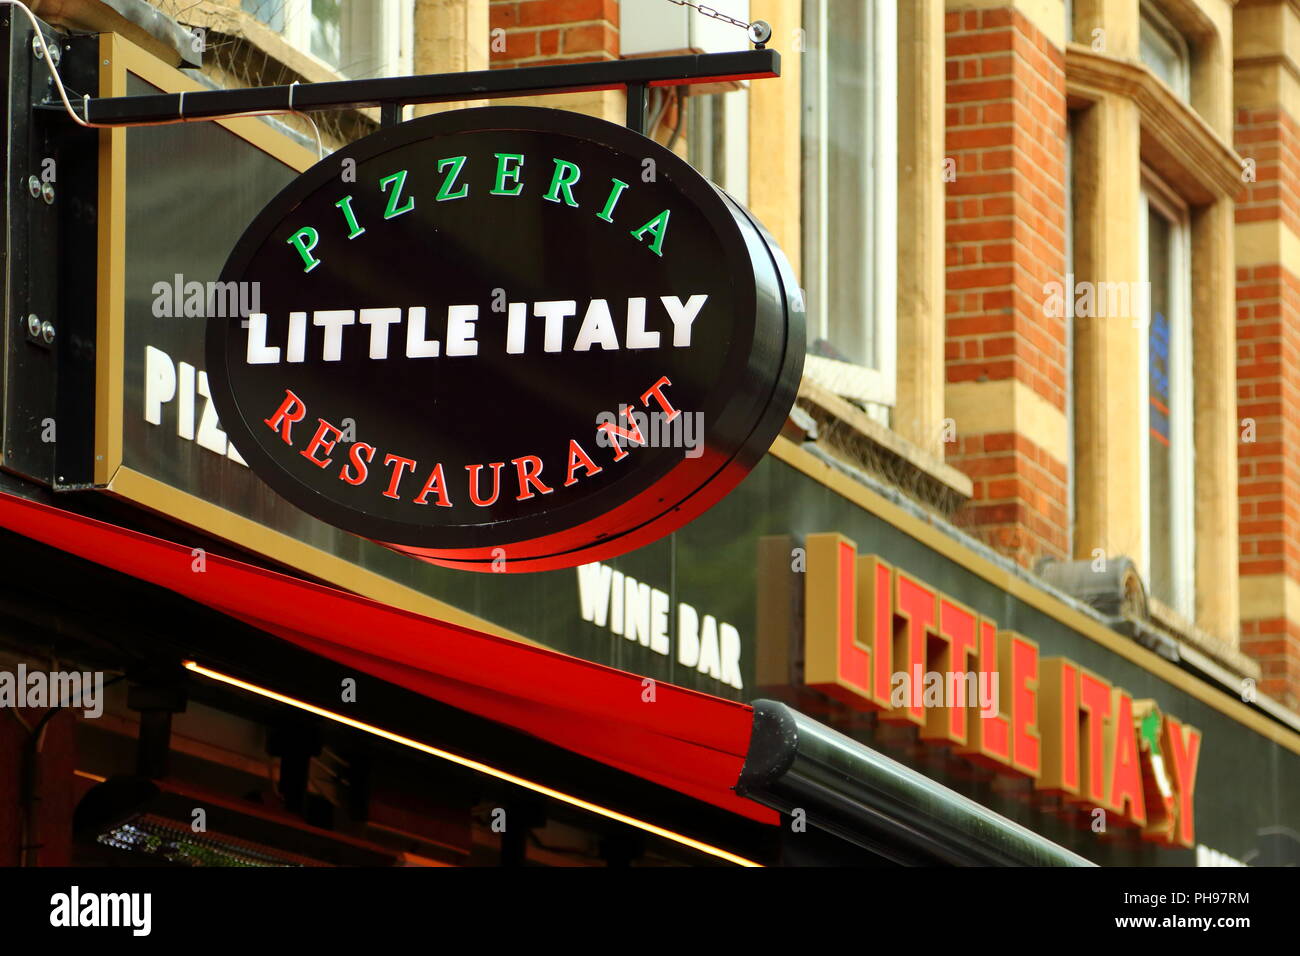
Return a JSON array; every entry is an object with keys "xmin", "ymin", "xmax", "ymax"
[
  {"xmin": 1138, "ymin": 172, "xmax": 1195, "ymax": 620},
  {"xmin": 1139, "ymin": 2, "xmax": 1191, "ymax": 101},
  {"xmin": 799, "ymin": 0, "xmax": 898, "ymax": 417},
  {"xmin": 281, "ymin": 0, "xmax": 413, "ymax": 80}
]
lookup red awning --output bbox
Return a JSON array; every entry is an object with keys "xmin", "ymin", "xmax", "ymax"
[{"xmin": 0, "ymin": 490, "xmax": 774, "ymax": 824}]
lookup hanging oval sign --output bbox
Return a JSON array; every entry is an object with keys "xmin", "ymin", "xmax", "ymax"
[{"xmin": 206, "ymin": 106, "xmax": 804, "ymax": 572}]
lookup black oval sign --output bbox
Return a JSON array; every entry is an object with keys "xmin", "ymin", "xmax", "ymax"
[{"xmin": 207, "ymin": 106, "xmax": 804, "ymax": 572}]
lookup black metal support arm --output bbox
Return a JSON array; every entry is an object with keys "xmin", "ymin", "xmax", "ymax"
[{"xmin": 39, "ymin": 48, "xmax": 780, "ymax": 136}]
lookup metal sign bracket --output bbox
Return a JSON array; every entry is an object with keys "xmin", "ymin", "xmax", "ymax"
[{"xmin": 36, "ymin": 48, "xmax": 782, "ymax": 137}]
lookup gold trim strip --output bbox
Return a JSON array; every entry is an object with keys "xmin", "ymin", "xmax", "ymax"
[
  {"xmin": 768, "ymin": 436, "xmax": 1300, "ymax": 755},
  {"xmin": 94, "ymin": 33, "xmax": 316, "ymax": 485},
  {"xmin": 107, "ymin": 468, "xmax": 538, "ymax": 647},
  {"xmin": 94, "ymin": 34, "xmax": 126, "ymax": 485},
  {"xmin": 111, "ymin": 34, "xmax": 318, "ymax": 170}
]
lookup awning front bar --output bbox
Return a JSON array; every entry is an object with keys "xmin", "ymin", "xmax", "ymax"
[{"xmin": 736, "ymin": 700, "xmax": 1096, "ymax": 867}]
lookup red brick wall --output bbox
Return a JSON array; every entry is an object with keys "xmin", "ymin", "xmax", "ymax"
[
  {"xmin": 1236, "ymin": 106, "xmax": 1300, "ymax": 707},
  {"xmin": 949, "ymin": 431, "xmax": 1070, "ymax": 561},
  {"xmin": 489, "ymin": 0, "xmax": 619, "ymax": 68},
  {"xmin": 943, "ymin": 7, "xmax": 1069, "ymax": 567}
]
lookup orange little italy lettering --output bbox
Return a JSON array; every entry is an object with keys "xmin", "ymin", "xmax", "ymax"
[{"xmin": 799, "ymin": 532, "xmax": 1200, "ymax": 842}]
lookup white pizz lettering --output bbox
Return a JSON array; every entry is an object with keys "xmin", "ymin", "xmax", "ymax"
[{"xmin": 143, "ymin": 345, "xmax": 248, "ymax": 467}]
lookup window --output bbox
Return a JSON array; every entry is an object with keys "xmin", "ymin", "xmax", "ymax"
[
  {"xmin": 309, "ymin": 0, "xmax": 343, "ymax": 69},
  {"xmin": 1140, "ymin": 3, "xmax": 1190, "ymax": 100},
  {"xmin": 244, "ymin": 0, "xmax": 413, "ymax": 80},
  {"xmin": 242, "ymin": 0, "xmax": 285, "ymax": 33},
  {"xmin": 1139, "ymin": 179, "xmax": 1194, "ymax": 618},
  {"xmin": 687, "ymin": 88, "xmax": 750, "ymax": 206},
  {"xmin": 800, "ymin": 0, "xmax": 898, "ymax": 418}
]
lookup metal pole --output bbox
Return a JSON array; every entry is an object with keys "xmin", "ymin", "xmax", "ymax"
[
  {"xmin": 41, "ymin": 50, "xmax": 780, "ymax": 130},
  {"xmin": 737, "ymin": 701, "xmax": 1096, "ymax": 866},
  {"xmin": 625, "ymin": 82, "xmax": 647, "ymax": 136}
]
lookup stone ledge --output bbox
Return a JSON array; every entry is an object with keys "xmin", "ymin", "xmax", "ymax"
[
  {"xmin": 1065, "ymin": 42, "xmax": 1243, "ymax": 201},
  {"xmin": 796, "ymin": 378, "xmax": 974, "ymax": 516},
  {"xmin": 1146, "ymin": 595, "xmax": 1261, "ymax": 680},
  {"xmin": 175, "ymin": 7, "xmax": 381, "ymax": 135}
]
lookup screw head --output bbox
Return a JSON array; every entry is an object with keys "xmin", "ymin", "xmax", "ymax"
[
  {"xmin": 26, "ymin": 175, "xmax": 39, "ymax": 198},
  {"xmin": 748, "ymin": 20, "xmax": 773, "ymax": 45},
  {"xmin": 26, "ymin": 314, "xmax": 40, "ymax": 337},
  {"xmin": 41, "ymin": 182, "xmax": 54, "ymax": 205},
  {"xmin": 30, "ymin": 35, "xmax": 58, "ymax": 65},
  {"xmin": 40, "ymin": 321, "xmax": 55, "ymax": 345}
]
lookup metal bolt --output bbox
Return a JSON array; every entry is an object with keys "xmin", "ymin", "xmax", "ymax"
[
  {"xmin": 26, "ymin": 175, "xmax": 40, "ymax": 198},
  {"xmin": 748, "ymin": 20, "xmax": 773, "ymax": 46},
  {"xmin": 40, "ymin": 321, "xmax": 55, "ymax": 345},
  {"xmin": 26, "ymin": 314, "xmax": 40, "ymax": 337},
  {"xmin": 41, "ymin": 182, "xmax": 54, "ymax": 205},
  {"xmin": 31, "ymin": 35, "xmax": 57, "ymax": 65}
]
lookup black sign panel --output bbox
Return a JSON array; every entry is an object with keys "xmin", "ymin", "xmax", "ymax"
[{"xmin": 207, "ymin": 107, "xmax": 803, "ymax": 572}]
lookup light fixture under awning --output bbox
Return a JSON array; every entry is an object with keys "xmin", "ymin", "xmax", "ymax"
[{"xmin": 0, "ymin": 490, "xmax": 775, "ymax": 825}]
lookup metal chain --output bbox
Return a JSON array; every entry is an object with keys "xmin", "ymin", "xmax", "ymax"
[{"xmin": 666, "ymin": 0, "xmax": 753, "ymax": 32}]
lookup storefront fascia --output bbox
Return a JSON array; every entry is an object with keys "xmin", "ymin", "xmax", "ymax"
[{"xmin": 4, "ymin": 27, "xmax": 1299, "ymax": 866}]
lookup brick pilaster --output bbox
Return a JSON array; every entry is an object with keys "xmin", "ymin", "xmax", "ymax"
[
  {"xmin": 1235, "ymin": 100, "xmax": 1300, "ymax": 707},
  {"xmin": 944, "ymin": 7, "xmax": 1070, "ymax": 567}
]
